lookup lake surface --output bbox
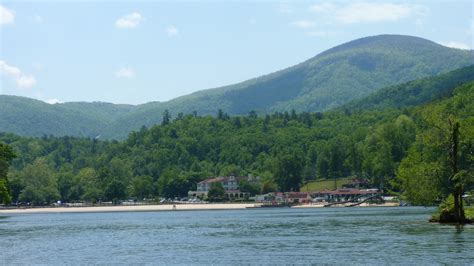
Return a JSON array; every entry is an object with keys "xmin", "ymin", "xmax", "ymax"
[{"xmin": 1, "ymin": 207, "xmax": 474, "ymax": 264}]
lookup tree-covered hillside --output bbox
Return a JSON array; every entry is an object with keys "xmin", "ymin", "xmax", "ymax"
[
  {"xmin": 0, "ymin": 96, "xmax": 135, "ymax": 138},
  {"xmin": 160, "ymin": 35, "xmax": 473, "ymax": 114},
  {"xmin": 341, "ymin": 65, "xmax": 474, "ymax": 112},
  {"xmin": 1, "ymin": 35, "xmax": 473, "ymax": 139},
  {"xmin": 102, "ymin": 35, "xmax": 473, "ymax": 138},
  {"xmin": 1, "ymin": 80, "xmax": 472, "ymax": 205}
]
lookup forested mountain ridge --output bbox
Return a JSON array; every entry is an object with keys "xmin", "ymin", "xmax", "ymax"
[
  {"xmin": 1, "ymin": 34, "xmax": 473, "ymax": 139},
  {"xmin": 341, "ymin": 65, "xmax": 474, "ymax": 112},
  {"xmin": 159, "ymin": 35, "xmax": 474, "ymax": 113},
  {"xmin": 1, "ymin": 80, "xmax": 472, "ymax": 204},
  {"xmin": 0, "ymin": 96, "xmax": 135, "ymax": 138}
]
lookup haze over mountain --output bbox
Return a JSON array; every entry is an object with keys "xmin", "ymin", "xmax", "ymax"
[{"xmin": 1, "ymin": 34, "xmax": 473, "ymax": 139}]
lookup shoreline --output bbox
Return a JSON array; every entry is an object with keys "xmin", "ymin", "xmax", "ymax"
[
  {"xmin": 292, "ymin": 202, "xmax": 400, "ymax": 208},
  {"xmin": 0, "ymin": 203, "xmax": 260, "ymax": 214},
  {"xmin": 1, "ymin": 202, "xmax": 402, "ymax": 214}
]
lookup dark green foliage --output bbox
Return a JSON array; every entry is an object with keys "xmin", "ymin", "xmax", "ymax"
[
  {"xmin": 238, "ymin": 179, "xmax": 260, "ymax": 196},
  {"xmin": 342, "ymin": 65, "xmax": 474, "ymax": 112},
  {"xmin": 0, "ymin": 73, "xmax": 472, "ymax": 206},
  {"xmin": 105, "ymin": 179, "xmax": 127, "ymax": 203},
  {"xmin": 274, "ymin": 153, "xmax": 304, "ymax": 192},
  {"xmin": 161, "ymin": 110, "xmax": 171, "ymax": 126},
  {"xmin": 0, "ymin": 101, "xmax": 422, "ymax": 204},
  {"xmin": 207, "ymin": 182, "xmax": 225, "ymax": 202},
  {"xmin": 0, "ymin": 179, "xmax": 10, "ymax": 204},
  {"xmin": 16, "ymin": 158, "xmax": 60, "ymax": 205},
  {"xmin": 0, "ymin": 142, "xmax": 16, "ymax": 204},
  {"xmin": 0, "ymin": 96, "xmax": 135, "ymax": 138},
  {"xmin": 129, "ymin": 175, "xmax": 154, "ymax": 200},
  {"xmin": 156, "ymin": 168, "xmax": 193, "ymax": 199},
  {"xmin": 0, "ymin": 142, "xmax": 16, "ymax": 179},
  {"xmin": 397, "ymin": 82, "xmax": 474, "ymax": 208},
  {"xmin": 1, "ymin": 35, "xmax": 473, "ymax": 139}
]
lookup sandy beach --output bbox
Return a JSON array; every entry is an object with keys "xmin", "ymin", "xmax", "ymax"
[
  {"xmin": 0, "ymin": 202, "xmax": 403, "ymax": 214},
  {"xmin": 0, "ymin": 203, "xmax": 261, "ymax": 214}
]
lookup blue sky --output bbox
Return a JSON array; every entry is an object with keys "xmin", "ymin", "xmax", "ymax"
[{"xmin": 1, "ymin": 1, "xmax": 473, "ymax": 104}]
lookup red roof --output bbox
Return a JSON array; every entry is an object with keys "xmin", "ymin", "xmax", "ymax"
[
  {"xmin": 285, "ymin": 192, "xmax": 311, "ymax": 199},
  {"xmin": 198, "ymin": 176, "xmax": 247, "ymax": 184},
  {"xmin": 314, "ymin": 188, "xmax": 380, "ymax": 196}
]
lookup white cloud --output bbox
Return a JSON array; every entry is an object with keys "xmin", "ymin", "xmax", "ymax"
[
  {"xmin": 17, "ymin": 75, "xmax": 37, "ymax": 88},
  {"xmin": 115, "ymin": 67, "xmax": 136, "ymax": 79},
  {"xmin": 166, "ymin": 25, "xmax": 179, "ymax": 37},
  {"xmin": 290, "ymin": 20, "xmax": 315, "ymax": 29},
  {"xmin": 0, "ymin": 5, "xmax": 14, "ymax": 25},
  {"xmin": 115, "ymin": 12, "xmax": 142, "ymax": 29},
  {"xmin": 45, "ymin": 98, "xmax": 62, "ymax": 104},
  {"xmin": 310, "ymin": 2, "xmax": 426, "ymax": 24},
  {"xmin": 0, "ymin": 60, "xmax": 21, "ymax": 76},
  {"xmin": 439, "ymin": 41, "xmax": 471, "ymax": 50},
  {"xmin": 0, "ymin": 60, "xmax": 37, "ymax": 88}
]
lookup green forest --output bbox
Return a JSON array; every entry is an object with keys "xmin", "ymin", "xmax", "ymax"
[
  {"xmin": 1, "ymin": 35, "xmax": 473, "ymax": 140},
  {"xmin": 1, "ymin": 79, "xmax": 473, "ymax": 207}
]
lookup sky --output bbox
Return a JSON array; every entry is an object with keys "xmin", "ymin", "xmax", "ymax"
[{"xmin": 0, "ymin": 0, "xmax": 473, "ymax": 105}]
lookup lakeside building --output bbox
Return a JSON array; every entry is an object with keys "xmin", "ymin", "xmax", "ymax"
[
  {"xmin": 254, "ymin": 193, "xmax": 284, "ymax": 203},
  {"xmin": 284, "ymin": 192, "xmax": 313, "ymax": 204},
  {"xmin": 311, "ymin": 188, "xmax": 381, "ymax": 203},
  {"xmin": 188, "ymin": 175, "xmax": 257, "ymax": 200},
  {"xmin": 255, "ymin": 192, "xmax": 312, "ymax": 204}
]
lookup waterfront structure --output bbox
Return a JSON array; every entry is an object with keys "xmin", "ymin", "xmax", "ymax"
[
  {"xmin": 255, "ymin": 192, "xmax": 312, "ymax": 204},
  {"xmin": 311, "ymin": 188, "xmax": 381, "ymax": 203},
  {"xmin": 254, "ymin": 193, "xmax": 285, "ymax": 204},
  {"xmin": 188, "ymin": 176, "xmax": 252, "ymax": 199},
  {"xmin": 284, "ymin": 192, "xmax": 312, "ymax": 204}
]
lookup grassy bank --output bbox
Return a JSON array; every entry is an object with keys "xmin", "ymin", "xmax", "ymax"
[{"xmin": 300, "ymin": 178, "xmax": 351, "ymax": 192}]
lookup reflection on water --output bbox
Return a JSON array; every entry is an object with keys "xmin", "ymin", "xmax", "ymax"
[{"xmin": 0, "ymin": 207, "xmax": 473, "ymax": 264}]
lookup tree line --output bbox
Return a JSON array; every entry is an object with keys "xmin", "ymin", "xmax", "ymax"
[{"xmin": 0, "ymin": 83, "xmax": 472, "ymax": 214}]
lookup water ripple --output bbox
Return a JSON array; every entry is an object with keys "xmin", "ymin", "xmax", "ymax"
[{"xmin": 1, "ymin": 207, "xmax": 473, "ymax": 264}]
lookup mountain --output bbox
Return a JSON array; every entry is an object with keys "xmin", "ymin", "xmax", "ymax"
[
  {"xmin": 0, "ymin": 96, "xmax": 134, "ymax": 138},
  {"xmin": 153, "ymin": 34, "xmax": 473, "ymax": 113},
  {"xmin": 340, "ymin": 65, "xmax": 474, "ymax": 112},
  {"xmin": 3, "ymin": 78, "xmax": 473, "ymax": 205},
  {"xmin": 1, "ymin": 34, "xmax": 473, "ymax": 139}
]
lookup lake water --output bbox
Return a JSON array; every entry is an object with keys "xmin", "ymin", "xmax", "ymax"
[{"xmin": 1, "ymin": 207, "xmax": 474, "ymax": 264}]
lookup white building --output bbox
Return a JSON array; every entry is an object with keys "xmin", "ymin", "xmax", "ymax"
[{"xmin": 189, "ymin": 176, "xmax": 251, "ymax": 199}]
